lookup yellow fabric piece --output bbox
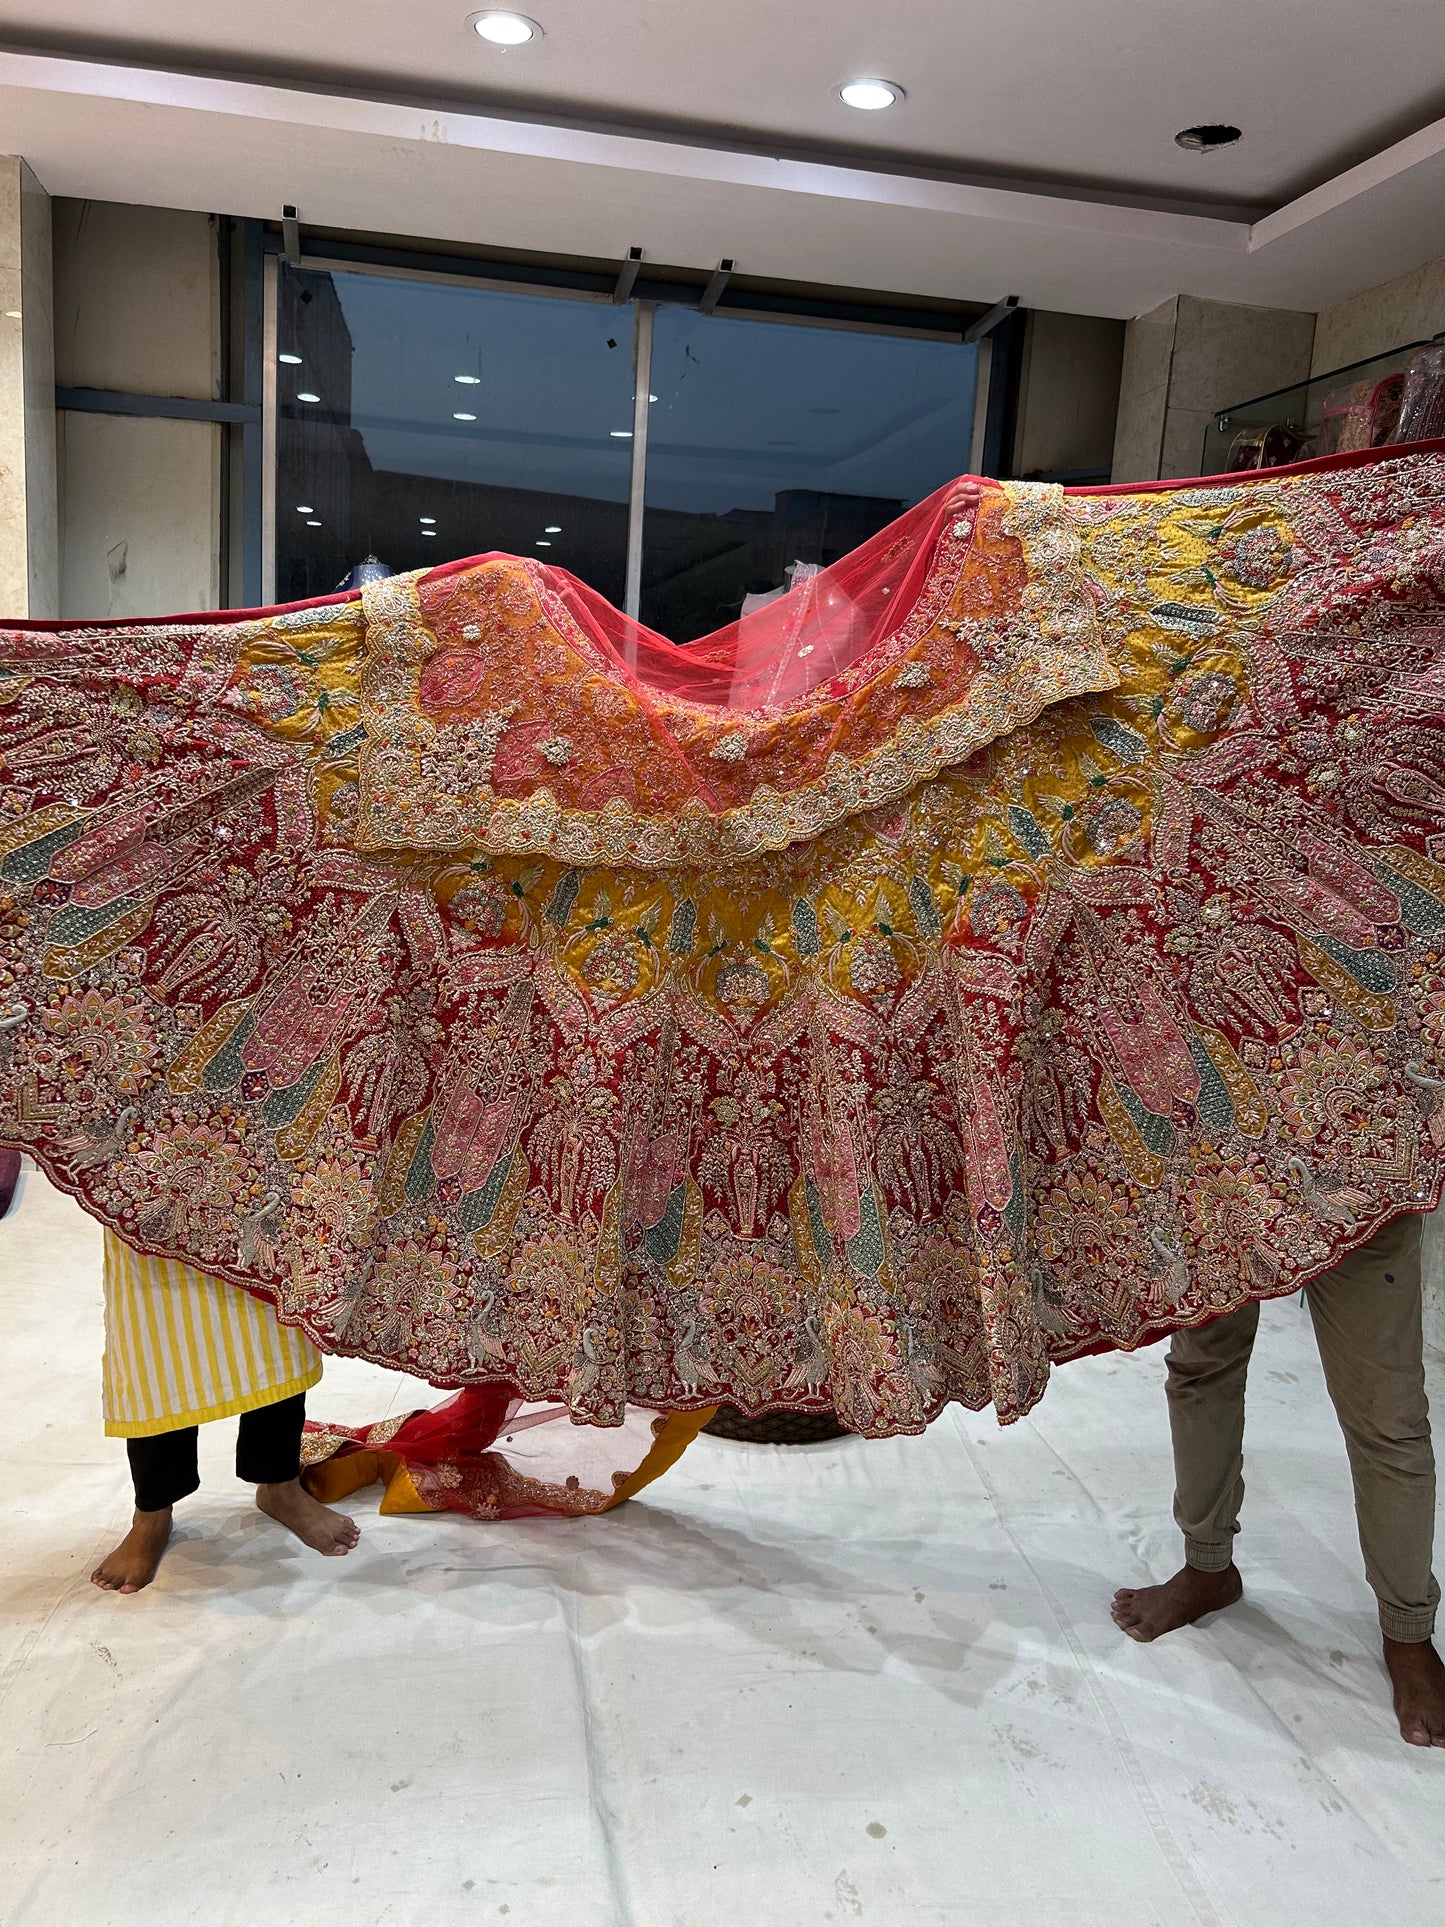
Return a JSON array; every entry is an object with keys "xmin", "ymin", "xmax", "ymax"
[
  {"xmin": 377, "ymin": 1460, "xmax": 434, "ymax": 1515},
  {"xmin": 604, "ymin": 1407, "xmax": 718, "ymax": 1508},
  {"xmin": 302, "ymin": 1450, "xmax": 434, "ymax": 1514},
  {"xmin": 301, "ymin": 1448, "xmax": 386, "ymax": 1506},
  {"xmin": 102, "ymin": 1229, "xmax": 321, "ymax": 1437}
]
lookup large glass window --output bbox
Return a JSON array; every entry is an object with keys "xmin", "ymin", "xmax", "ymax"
[
  {"xmin": 641, "ymin": 309, "xmax": 976, "ymax": 642},
  {"xmin": 271, "ymin": 262, "xmax": 976, "ymax": 635},
  {"xmin": 274, "ymin": 266, "xmax": 635, "ymax": 604}
]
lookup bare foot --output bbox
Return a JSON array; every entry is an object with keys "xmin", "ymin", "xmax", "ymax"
[
  {"xmin": 255, "ymin": 1478, "xmax": 359, "ymax": 1556},
  {"xmin": 91, "ymin": 1508, "xmax": 173, "ymax": 1595},
  {"xmin": 1383, "ymin": 1636, "xmax": 1445, "ymax": 1748},
  {"xmin": 1111, "ymin": 1563, "xmax": 1244, "ymax": 1642}
]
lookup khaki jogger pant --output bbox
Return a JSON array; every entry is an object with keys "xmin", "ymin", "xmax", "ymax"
[{"xmin": 1165, "ymin": 1212, "xmax": 1439, "ymax": 1642}]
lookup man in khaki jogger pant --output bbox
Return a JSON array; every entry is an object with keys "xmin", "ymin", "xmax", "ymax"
[{"xmin": 1112, "ymin": 1214, "xmax": 1445, "ymax": 1747}]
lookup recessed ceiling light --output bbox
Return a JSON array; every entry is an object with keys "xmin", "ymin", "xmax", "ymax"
[
  {"xmin": 535, "ymin": 539, "xmax": 552, "ymax": 546},
  {"xmin": 453, "ymin": 411, "xmax": 478, "ymax": 422},
  {"xmin": 297, "ymin": 390, "xmax": 321, "ymax": 403},
  {"xmin": 279, "ymin": 352, "xmax": 303, "ymax": 365},
  {"xmin": 473, "ymin": 12, "xmax": 541, "ymax": 47},
  {"xmin": 1175, "ymin": 123, "xmax": 1242, "ymax": 152},
  {"xmin": 610, "ymin": 429, "xmax": 633, "ymax": 438},
  {"xmin": 839, "ymin": 79, "xmax": 902, "ymax": 111},
  {"xmin": 454, "ymin": 373, "xmax": 482, "ymax": 384},
  {"xmin": 419, "ymin": 516, "xmax": 437, "ymax": 525},
  {"xmin": 296, "ymin": 504, "xmax": 315, "ymax": 513},
  {"xmin": 306, "ymin": 519, "xmax": 322, "ymax": 527},
  {"xmin": 421, "ymin": 530, "xmax": 438, "ymax": 537},
  {"xmin": 544, "ymin": 524, "xmax": 561, "ymax": 533}
]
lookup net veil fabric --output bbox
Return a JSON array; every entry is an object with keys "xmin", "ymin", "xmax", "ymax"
[
  {"xmin": 4, "ymin": 446, "xmax": 1445, "ymax": 1516},
  {"xmin": 549, "ymin": 479, "xmax": 987, "ymax": 711},
  {"xmin": 299, "ymin": 1392, "xmax": 712, "ymax": 1522}
]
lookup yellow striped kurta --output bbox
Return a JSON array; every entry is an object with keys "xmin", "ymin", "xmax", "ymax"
[{"xmin": 102, "ymin": 1230, "xmax": 321, "ymax": 1438}]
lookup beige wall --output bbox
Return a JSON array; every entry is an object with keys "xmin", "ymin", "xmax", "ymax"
[
  {"xmin": 1108, "ymin": 296, "xmax": 1177, "ymax": 486},
  {"xmin": 1012, "ymin": 310, "xmax": 1125, "ymax": 478},
  {"xmin": 55, "ymin": 413, "xmax": 222, "ymax": 618},
  {"xmin": 51, "ymin": 200, "xmax": 222, "ymax": 618},
  {"xmin": 1113, "ymin": 259, "xmax": 1445, "ymax": 484},
  {"xmin": 1111, "ymin": 294, "xmax": 1316, "ymax": 483},
  {"xmin": 0, "ymin": 157, "xmax": 58, "ymax": 619},
  {"xmin": 1312, "ymin": 254, "xmax": 1445, "ymax": 378}
]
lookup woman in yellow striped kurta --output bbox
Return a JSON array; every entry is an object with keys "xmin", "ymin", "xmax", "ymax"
[
  {"xmin": 102, "ymin": 1230, "xmax": 321, "ymax": 1438},
  {"xmin": 93, "ymin": 1233, "xmax": 360, "ymax": 1593}
]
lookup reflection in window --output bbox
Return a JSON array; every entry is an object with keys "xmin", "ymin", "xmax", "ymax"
[
  {"xmin": 640, "ymin": 308, "xmax": 976, "ymax": 642},
  {"xmin": 272, "ymin": 267, "xmax": 976, "ymax": 643},
  {"xmin": 274, "ymin": 267, "xmax": 636, "ymax": 603}
]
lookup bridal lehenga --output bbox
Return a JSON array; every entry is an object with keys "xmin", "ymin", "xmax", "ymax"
[{"xmin": 4, "ymin": 442, "xmax": 1445, "ymax": 1518}]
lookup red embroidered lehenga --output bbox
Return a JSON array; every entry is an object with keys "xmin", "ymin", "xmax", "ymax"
[{"xmin": 3, "ymin": 444, "xmax": 1445, "ymax": 1521}]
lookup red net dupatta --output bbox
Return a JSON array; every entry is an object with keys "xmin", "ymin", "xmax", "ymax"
[{"xmin": 300, "ymin": 1394, "xmax": 713, "ymax": 1521}]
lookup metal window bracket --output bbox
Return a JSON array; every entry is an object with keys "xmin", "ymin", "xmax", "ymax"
[
  {"xmin": 282, "ymin": 205, "xmax": 302, "ymax": 268},
  {"xmin": 968, "ymin": 339, "xmax": 993, "ymax": 475},
  {"xmin": 623, "ymin": 301, "xmax": 654, "ymax": 631},
  {"xmin": 612, "ymin": 246, "xmax": 644, "ymax": 305},
  {"xmin": 964, "ymin": 294, "xmax": 1020, "ymax": 343},
  {"xmin": 55, "ymin": 387, "xmax": 259, "ymax": 424},
  {"xmin": 698, "ymin": 258, "xmax": 735, "ymax": 316}
]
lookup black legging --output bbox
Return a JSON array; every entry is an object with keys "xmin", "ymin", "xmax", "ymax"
[{"xmin": 126, "ymin": 1393, "xmax": 307, "ymax": 1513}]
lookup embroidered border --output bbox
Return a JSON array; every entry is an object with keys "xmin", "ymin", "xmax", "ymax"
[{"xmin": 352, "ymin": 483, "xmax": 1120, "ymax": 868}]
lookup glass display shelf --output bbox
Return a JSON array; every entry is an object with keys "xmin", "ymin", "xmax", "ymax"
[{"xmin": 1201, "ymin": 334, "xmax": 1445, "ymax": 475}]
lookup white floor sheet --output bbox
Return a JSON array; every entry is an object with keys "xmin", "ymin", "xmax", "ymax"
[{"xmin": 1, "ymin": 1167, "xmax": 1442, "ymax": 1926}]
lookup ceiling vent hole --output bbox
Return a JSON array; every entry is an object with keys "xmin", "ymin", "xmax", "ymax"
[{"xmin": 1175, "ymin": 124, "xmax": 1242, "ymax": 152}]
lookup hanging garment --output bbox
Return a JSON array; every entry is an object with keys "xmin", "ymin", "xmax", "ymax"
[{"xmin": 4, "ymin": 444, "xmax": 1445, "ymax": 1512}]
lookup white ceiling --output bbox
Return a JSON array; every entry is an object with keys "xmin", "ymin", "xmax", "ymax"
[{"xmin": 2, "ymin": 1, "xmax": 1445, "ymax": 317}]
